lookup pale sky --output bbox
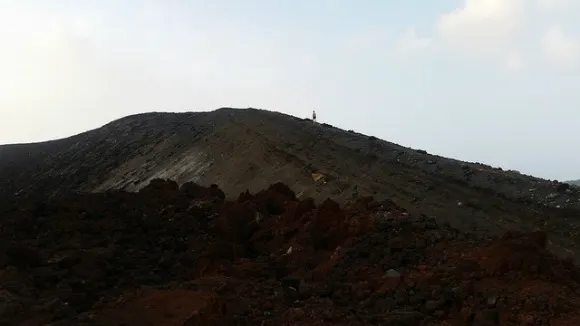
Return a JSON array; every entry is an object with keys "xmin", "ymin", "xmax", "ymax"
[{"xmin": 1, "ymin": 0, "xmax": 579, "ymax": 180}]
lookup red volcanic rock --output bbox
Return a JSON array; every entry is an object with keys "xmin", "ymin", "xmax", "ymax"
[{"xmin": 0, "ymin": 182, "xmax": 579, "ymax": 325}]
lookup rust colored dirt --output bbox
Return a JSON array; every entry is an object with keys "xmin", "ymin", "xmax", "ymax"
[{"xmin": 1, "ymin": 179, "xmax": 580, "ymax": 325}]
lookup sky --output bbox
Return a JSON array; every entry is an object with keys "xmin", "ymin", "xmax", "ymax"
[{"xmin": 1, "ymin": 0, "xmax": 579, "ymax": 180}]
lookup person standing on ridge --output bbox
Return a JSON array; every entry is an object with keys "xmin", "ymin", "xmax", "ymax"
[{"xmin": 312, "ymin": 110, "xmax": 317, "ymax": 123}]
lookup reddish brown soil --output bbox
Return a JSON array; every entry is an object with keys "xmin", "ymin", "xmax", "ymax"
[{"xmin": 2, "ymin": 180, "xmax": 580, "ymax": 325}]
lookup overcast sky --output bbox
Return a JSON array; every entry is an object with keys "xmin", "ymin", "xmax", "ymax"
[{"xmin": 1, "ymin": 0, "xmax": 579, "ymax": 180}]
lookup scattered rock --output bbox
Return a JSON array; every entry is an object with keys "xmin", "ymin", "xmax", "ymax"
[
  {"xmin": 0, "ymin": 182, "xmax": 579, "ymax": 325},
  {"xmin": 385, "ymin": 269, "xmax": 401, "ymax": 278}
]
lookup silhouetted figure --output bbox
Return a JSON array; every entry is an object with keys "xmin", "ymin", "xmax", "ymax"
[{"xmin": 312, "ymin": 110, "xmax": 317, "ymax": 122}]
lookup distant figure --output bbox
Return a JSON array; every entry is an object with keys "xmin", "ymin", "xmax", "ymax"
[{"xmin": 312, "ymin": 110, "xmax": 317, "ymax": 122}]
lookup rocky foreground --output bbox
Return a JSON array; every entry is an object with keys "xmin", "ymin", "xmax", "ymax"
[{"xmin": 1, "ymin": 180, "xmax": 579, "ymax": 325}]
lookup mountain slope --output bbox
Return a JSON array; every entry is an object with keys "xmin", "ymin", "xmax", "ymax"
[
  {"xmin": 567, "ymin": 179, "xmax": 580, "ymax": 186},
  {"xmin": 1, "ymin": 107, "xmax": 580, "ymax": 261}
]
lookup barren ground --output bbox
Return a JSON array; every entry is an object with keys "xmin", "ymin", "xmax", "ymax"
[
  {"xmin": 1, "ymin": 181, "xmax": 580, "ymax": 325},
  {"xmin": 1, "ymin": 108, "xmax": 579, "ymax": 260},
  {"xmin": 1, "ymin": 108, "xmax": 580, "ymax": 325}
]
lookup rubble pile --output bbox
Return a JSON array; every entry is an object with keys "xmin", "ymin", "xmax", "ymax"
[{"xmin": 1, "ymin": 179, "xmax": 579, "ymax": 325}]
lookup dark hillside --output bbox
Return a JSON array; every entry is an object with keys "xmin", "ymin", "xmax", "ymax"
[{"xmin": 1, "ymin": 108, "xmax": 580, "ymax": 262}]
